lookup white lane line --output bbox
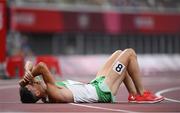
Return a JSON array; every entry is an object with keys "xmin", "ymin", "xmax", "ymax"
[
  {"xmin": 155, "ymin": 87, "xmax": 180, "ymax": 103},
  {"xmin": 0, "ymin": 112, "xmax": 178, "ymax": 113},
  {"xmin": 0, "ymin": 85, "xmax": 18, "ymax": 90},
  {"xmin": 0, "ymin": 111, "xmax": 119, "ymax": 113},
  {"xmin": 0, "ymin": 101, "xmax": 20, "ymax": 104},
  {"xmin": 70, "ymin": 103, "xmax": 138, "ymax": 113}
]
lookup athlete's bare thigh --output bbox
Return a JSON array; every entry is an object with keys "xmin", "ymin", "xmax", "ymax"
[
  {"xmin": 96, "ymin": 50, "xmax": 122, "ymax": 77},
  {"xmin": 104, "ymin": 50, "xmax": 132, "ymax": 95}
]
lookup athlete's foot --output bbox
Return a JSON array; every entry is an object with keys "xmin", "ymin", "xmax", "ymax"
[
  {"xmin": 128, "ymin": 91, "xmax": 164, "ymax": 103},
  {"xmin": 128, "ymin": 94, "xmax": 136, "ymax": 103}
]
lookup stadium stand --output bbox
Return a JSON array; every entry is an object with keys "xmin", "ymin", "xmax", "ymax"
[{"xmin": 1, "ymin": 0, "xmax": 180, "ymax": 78}]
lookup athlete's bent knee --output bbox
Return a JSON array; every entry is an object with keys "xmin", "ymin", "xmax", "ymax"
[
  {"xmin": 124, "ymin": 48, "xmax": 137, "ymax": 58},
  {"xmin": 113, "ymin": 50, "xmax": 122, "ymax": 54}
]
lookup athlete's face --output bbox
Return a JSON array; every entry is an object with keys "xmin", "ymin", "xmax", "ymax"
[{"xmin": 26, "ymin": 80, "xmax": 46, "ymax": 98}]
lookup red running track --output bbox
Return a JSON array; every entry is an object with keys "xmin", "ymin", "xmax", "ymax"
[{"xmin": 0, "ymin": 74, "xmax": 180, "ymax": 113}]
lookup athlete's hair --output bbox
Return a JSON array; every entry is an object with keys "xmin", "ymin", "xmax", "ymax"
[{"xmin": 19, "ymin": 86, "xmax": 39, "ymax": 103}]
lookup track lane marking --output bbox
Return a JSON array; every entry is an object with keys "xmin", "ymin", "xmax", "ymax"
[
  {"xmin": 70, "ymin": 103, "xmax": 138, "ymax": 113},
  {"xmin": 0, "ymin": 85, "xmax": 18, "ymax": 90},
  {"xmin": 3, "ymin": 85, "xmax": 180, "ymax": 112},
  {"xmin": 155, "ymin": 87, "xmax": 180, "ymax": 103}
]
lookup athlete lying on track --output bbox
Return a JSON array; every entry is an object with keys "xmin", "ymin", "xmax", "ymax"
[{"xmin": 19, "ymin": 48, "xmax": 164, "ymax": 103}]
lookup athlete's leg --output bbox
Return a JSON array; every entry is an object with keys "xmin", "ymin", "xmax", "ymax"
[
  {"xmin": 123, "ymin": 49, "xmax": 144, "ymax": 95},
  {"xmin": 96, "ymin": 50, "xmax": 137, "ymax": 95},
  {"xmin": 96, "ymin": 49, "xmax": 164, "ymax": 103},
  {"xmin": 96, "ymin": 50, "xmax": 122, "ymax": 77},
  {"xmin": 112, "ymin": 71, "xmax": 137, "ymax": 96},
  {"xmin": 123, "ymin": 72, "xmax": 137, "ymax": 96},
  {"xmin": 105, "ymin": 48, "xmax": 144, "ymax": 96}
]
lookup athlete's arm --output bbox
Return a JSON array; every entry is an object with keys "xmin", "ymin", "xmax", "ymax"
[
  {"xmin": 32, "ymin": 62, "xmax": 74, "ymax": 103},
  {"xmin": 31, "ymin": 62, "xmax": 55, "ymax": 85},
  {"xmin": 20, "ymin": 62, "xmax": 73, "ymax": 103},
  {"xmin": 19, "ymin": 62, "xmax": 55, "ymax": 86}
]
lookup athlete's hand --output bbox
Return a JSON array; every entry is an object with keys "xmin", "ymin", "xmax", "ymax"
[
  {"xmin": 24, "ymin": 61, "xmax": 33, "ymax": 71},
  {"xmin": 19, "ymin": 70, "xmax": 33, "ymax": 87},
  {"xmin": 19, "ymin": 61, "xmax": 34, "ymax": 87},
  {"xmin": 23, "ymin": 70, "xmax": 34, "ymax": 83}
]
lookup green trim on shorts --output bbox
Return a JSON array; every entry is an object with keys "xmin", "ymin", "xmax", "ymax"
[
  {"xmin": 55, "ymin": 81, "xmax": 67, "ymax": 87},
  {"xmin": 90, "ymin": 76, "xmax": 115, "ymax": 103}
]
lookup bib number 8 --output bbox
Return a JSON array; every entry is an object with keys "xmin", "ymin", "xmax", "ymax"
[
  {"xmin": 113, "ymin": 61, "xmax": 125, "ymax": 75},
  {"xmin": 116, "ymin": 64, "xmax": 123, "ymax": 72}
]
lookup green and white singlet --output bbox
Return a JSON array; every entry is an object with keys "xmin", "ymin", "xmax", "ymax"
[{"xmin": 55, "ymin": 76, "xmax": 115, "ymax": 103}]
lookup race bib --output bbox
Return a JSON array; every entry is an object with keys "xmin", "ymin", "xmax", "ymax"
[{"xmin": 113, "ymin": 61, "xmax": 125, "ymax": 75}]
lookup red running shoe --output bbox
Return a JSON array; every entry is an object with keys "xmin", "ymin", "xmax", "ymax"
[
  {"xmin": 128, "ymin": 94, "xmax": 136, "ymax": 103},
  {"xmin": 128, "ymin": 91, "xmax": 164, "ymax": 103}
]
